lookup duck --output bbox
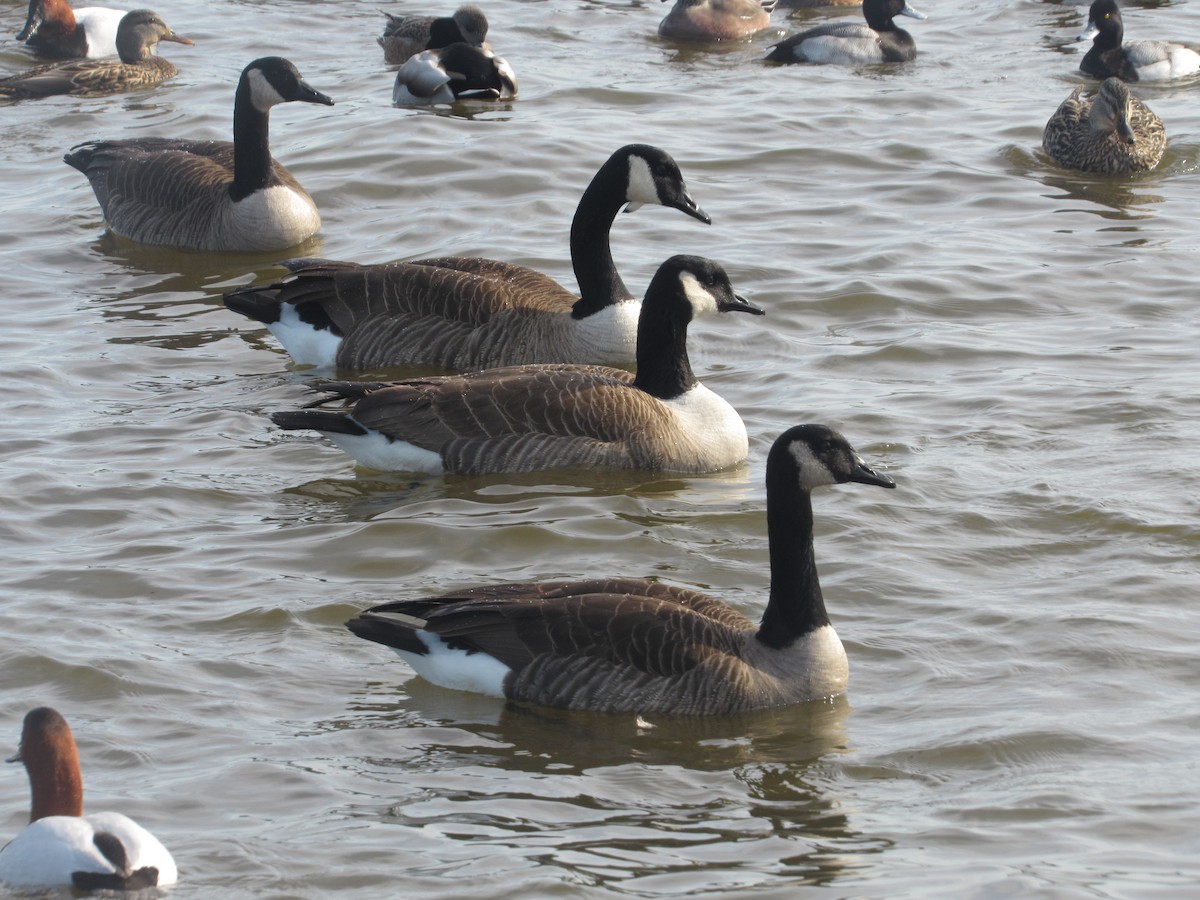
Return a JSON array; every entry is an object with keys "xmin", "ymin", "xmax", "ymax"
[
  {"xmin": 765, "ymin": 0, "xmax": 925, "ymax": 65},
  {"xmin": 658, "ymin": 0, "xmax": 775, "ymax": 43},
  {"xmin": 269, "ymin": 255, "xmax": 764, "ymax": 475},
  {"xmin": 0, "ymin": 707, "xmax": 177, "ymax": 890},
  {"xmin": 345, "ymin": 423, "xmax": 896, "ymax": 715},
  {"xmin": 15, "ymin": 0, "xmax": 125, "ymax": 59},
  {"xmin": 392, "ymin": 42, "xmax": 516, "ymax": 105},
  {"xmin": 1077, "ymin": 0, "xmax": 1200, "ymax": 82},
  {"xmin": 222, "ymin": 143, "xmax": 711, "ymax": 371},
  {"xmin": 1043, "ymin": 77, "xmax": 1165, "ymax": 175},
  {"xmin": 0, "ymin": 9, "xmax": 189, "ymax": 100},
  {"xmin": 377, "ymin": 4, "xmax": 490, "ymax": 65},
  {"xmin": 63, "ymin": 56, "xmax": 334, "ymax": 252}
]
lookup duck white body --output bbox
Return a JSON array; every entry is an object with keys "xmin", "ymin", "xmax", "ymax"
[
  {"xmin": 0, "ymin": 707, "xmax": 177, "ymax": 891},
  {"xmin": 17, "ymin": 1, "xmax": 126, "ymax": 59}
]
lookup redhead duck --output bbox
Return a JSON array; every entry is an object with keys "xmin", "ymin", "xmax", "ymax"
[
  {"xmin": 0, "ymin": 707, "xmax": 177, "ymax": 890},
  {"xmin": 16, "ymin": 0, "xmax": 125, "ymax": 59}
]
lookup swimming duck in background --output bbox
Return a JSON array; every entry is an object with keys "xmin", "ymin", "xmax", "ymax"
[
  {"xmin": 1043, "ymin": 77, "xmax": 1165, "ymax": 175},
  {"xmin": 658, "ymin": 0, "xmax": 775, "ymax": 43},
  {"xmin": 269, "ymin": 256, "xmax": 764, "ymax": 476},
  {"xmin": 765, "ymin": 0, "xmax": 925, "ymax": 64},
  {"xmin": 0, "ymin": 9, "xmax": 189, "ymax": 100},
  {"xmin": 344, "ymin": 423, "xmax": 895, "ymax": 715},
  {"xmin": 222, "ymin": 144, "xmax": 710, "ymax": 371},
  {"xmin": 64, "ymin": 56, "xmax": 334, "ymax": 252},
  {"xmin": 392, "ymin": 42, "xmax": 516, "ymax": 105},
  {"xmin": 1077, "ymin": 0, "xmax": 1200, "ymax": 82},
  {"xmin": 0, "ymin": 708, "xmax": 177, "ymax": 891},
  {"xmin": 15, "ymin": 0, "xmax": 125, "ymax": 59},
  {"xmin": 377, "ymin": 4, "xmax": 490, "ymax": 64}
]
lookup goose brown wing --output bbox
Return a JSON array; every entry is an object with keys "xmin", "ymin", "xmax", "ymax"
[
  {"xmin": 411, "ymin": 255, "xmax": 577, "ymax": 309},
  {"xmin": 69, "ymin": 139, "xmax": 236, "ymax": 215}
]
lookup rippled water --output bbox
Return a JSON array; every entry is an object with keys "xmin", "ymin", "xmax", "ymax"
[{"xmin": 2, "ymin": 0, "xmax": 1199, "ymax": 896}]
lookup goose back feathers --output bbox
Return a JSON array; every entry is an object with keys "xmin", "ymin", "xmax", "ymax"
[
  {"xmin": 0, "ymin": 708, "xmax": 177, "ymax": 890},
  {"xmin": 377, "ymin": 4, "xmax": 490, "ymax": 65},
  {"xmin": 223, "ymin": 144, "xmax": 710, "ymax": 370},
  {"xmin": 1078, "ymin": 0, "xmax": 1200, "ymax": 82},
  {"xmin": 344, "ymin": 424, "xmax": 896, "ymax": 715},
  {"xmin": 765, "ymin": 0, "xmax": 925, "ymax": 65},
  {"xmin": 1043, "ymin": 77, "xmax": 1165, "ymax": 174},
  {"xmin": 269, "ymin": 255, "xmax": 764, "ymax": 475},
  {"xmin": 16, "ymin": 0, "xmax": 125, "ymax": 59},
  {"xmin": 63, "ymin": 56, "xmax": 334, "ymax": 251},
  {"xmin": 1, "ymin": 9, "xmax": 189, "ymax": 99}
]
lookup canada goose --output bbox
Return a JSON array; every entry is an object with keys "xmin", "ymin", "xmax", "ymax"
[
  {"xmin": 1078, "ymin": 0, "xmax": 1200, "ymax": 82},
  {"xmin": 1043, "ymin": 77, "xmax": 1165, "ymax": 174},
  {"xmin": 765, "ymin": 0, "xmax": 925, "ymax": 65},
  {"xmin": 392, "ymin": 42, "xmax": 516, "ymax": 106},
  {"xmin": 657, "ymin": 0, "xmax": 775, "ymax": 43},
  {"xmin": 269, "ymin": 255, "xmax": 764, "ymax": 475},
  {"xmin": 16, "ymin": 0, "xmax": 125, "ymax": 59},
  {"xmin": 63, "ymin": 56, "xmax": 334, "ymax": 252},
  {"xmin": 223, "ymin": 143, "xmax": 710, "ymax": 370},
  {"xmin": 345, "ymin": 424, "xmax": 896, "ymax": 715},
  {"xmin": 377, "ymin": 4, "xmax": 489, "ymax": 65},
  {"xmin": 0, "ymin": 708, "xmax": 177, "ymax": 890},
  {"xmin": 1, "ymin": 9, "xmax": 190, "ymax": 100}
]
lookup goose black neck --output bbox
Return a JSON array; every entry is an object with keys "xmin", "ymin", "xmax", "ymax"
[
  {"xmin": 230, "ymin": 80, "xmax": 275, "ymax": 202},
  {"xmin": 756, "ymin": 466, "xmax": 828, "ymax": 650},
  {"xmin": 631, "ymin": 286, "xmax": 695, "ymax": 399},
  {"xmin": 569, "ymin": 163, "xmax": 632, "ymax": 319}
]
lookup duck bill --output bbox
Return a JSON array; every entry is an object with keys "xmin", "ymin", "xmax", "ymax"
[
  {"xmin": 160, "ymin": 31, "xmax": 195, "ymax": 46},
  {"xmin": 900, "ymin": 2, "xmax": 927, "ymax": 20},
  {"xmin": 1117, "ymin": 120, "xmax": 1137, "ymax": 145},
  {"xmin": 1076, "ymin": 24, "xmax": 1099, "ymax": 43},
  {"xmin": 718, "ymin": 293, "xmax": 765, "ymax": 316},
  {"xmin": 851, "ymin": 458, "xmax": 896, "ymax": 489},
  {"xmin": 16, "ymin": 12, "xmax": 44, "ymax": 42}
]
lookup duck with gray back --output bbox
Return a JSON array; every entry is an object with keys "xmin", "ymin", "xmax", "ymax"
[
  {"xmin": 0, "ymin": 708, "xmax": 177, "ymax": 890},
  {"xmin": 765, "ymin": 0, "xmax": 925, "ymax": 64},
  {"xmin": 268, "ymin": 255, "xmax": 764, "ymax": 476},
  {"xmin": 393, "ymin": 42, "xmax": 516, "ymax": 105},
  {"xmin": 1077, "ymin": 0, "xmax": 1199, "ymax": 82},
  {"xmin": 1, "ymin": 10, "xmax": 190, "ymax": 99},
  {"xmin": 1043, "ymin": 77, "xmax": 1165, "ymax": 175},
  {"xmin": 658, "ymin": 0, "xmax": 776, "ymax": 43},
  {"xmin": 16, "ymin": 0, "xmax": 126, "ymax": 59},
  {"xmin": 345, "ymin": 424, "xmax": 895, "ymax": 715},
  {"xmin": 64, "ymin": 57, "xmax": 334, "ymax": 251},
  {"xmin": 223, "ymin": 144, "xmax": 710, "ymax": 371},
  {"xmin": 378, "ymin": 5, "xmax": 489, "ymax": 64}
]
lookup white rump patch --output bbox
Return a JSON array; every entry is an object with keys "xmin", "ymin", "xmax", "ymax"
[
  {"xmin": 396, "ymin": 632, "xmax": 510, "ymax": 697},
  {"xmin": 325, "ymin": 430, "xmax": 444, "ymax": 474},
  {"xmin": 269, "ymin": 304, "xmax": 342, "ymax": 368}
]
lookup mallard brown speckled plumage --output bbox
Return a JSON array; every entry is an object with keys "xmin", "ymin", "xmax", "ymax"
[
  {"xmin": 1, "ymin": 9, "xmax": 189, "ymax": 100},
  {"xmin": 344, "ymin": 424, "xmax": 896, "ymax": 715},
  {"xmin": 377, "ymin": 4, "xmax": 489, "ymax": 64},
  {"xmin": 1043, "ymin": 77, "xmax": 1165, "ymax": 174}
]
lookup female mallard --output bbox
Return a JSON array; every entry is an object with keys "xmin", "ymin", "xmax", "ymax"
[
  {"xmin": 765, "ymin": 0, "xmax": 925, "ymax": 65},
  {"xmin": 345, "ymin": 424, "xmax": 896, "ymax": 715},
  {"xmin": 64, "ymin": 57, "xmax": 334, "ymax": 252},
  {"xmin": 1, "ymin": 9, "xmax": 190, "ymax": 100},
  {"xmin": 1043, "ymin": 77, "xmax": 1165, "ymax": 174},
  {"xmin": 377, "ymin": 4, "xmax": 490, "ymax": 65},
  {"xmin": 1078, "ymin": 0, "xmax": 1199, "ymax": 82}
]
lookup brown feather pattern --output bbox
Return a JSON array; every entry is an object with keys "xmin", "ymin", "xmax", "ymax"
[{"xmin": 1043, "ymin": 78, "xmax": 1165, "ymax": 174}]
